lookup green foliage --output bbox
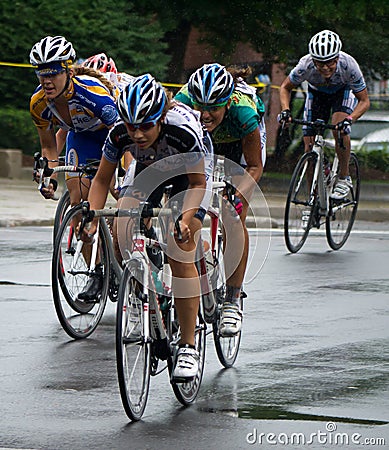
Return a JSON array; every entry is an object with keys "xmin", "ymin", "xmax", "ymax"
[
  {"xmin": 357, "ymin": 150, "xmax": 389, "ymax": 172},
  {"xmin": 0, "ymin": 0, "xmax": 170, "ymax": 109},
  {"xmin": 0, "ymin": 108, "xmax": 40, "ymax": 154}
]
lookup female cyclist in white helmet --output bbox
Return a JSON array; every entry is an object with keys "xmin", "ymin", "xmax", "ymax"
[{"xmin": 279, "ymin": 30, "xmax": 370, "ymax": 200}]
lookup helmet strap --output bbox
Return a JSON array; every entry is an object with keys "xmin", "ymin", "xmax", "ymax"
[{"xmin": 51, "ymin": 70, "xmax": 72, "ymax": 101}]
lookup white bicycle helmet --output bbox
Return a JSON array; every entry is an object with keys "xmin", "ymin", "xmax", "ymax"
[
  {"xmin": 30, "ymin": 35, "xmax": 76, "ymax": 67},
  {"xmin": 308, "ymin": 30, "xmax": 342, "ymax": 61},
  {"xmin": 188, "ymin": 63, "xmax": 234, "ymax": 106},
  {"xmin": 117, "ymin": 74, "xmax": 167, "ymax": 124}
]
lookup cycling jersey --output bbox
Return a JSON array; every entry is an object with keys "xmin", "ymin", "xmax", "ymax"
[
  {"xmin": 103, "ymin": 102, "xmax": 213, "ymax": 214},
  {"xmin": 175, "ymin": 81, "xmax": 265, "ymax": 144},
  {"xmin": 104, "ymin": 102, "xmax": 211, "ymax": 167},
  {"xmin": 175, "ymin": 81, "xmax": 266, "ymax": 167},
  {"xmin": 289, "ymin": 51, "xmax": 367, "ymax": 95},
  {"xmin": 30, "ymin": 75, "xmax": 118, "ymax": 132}
]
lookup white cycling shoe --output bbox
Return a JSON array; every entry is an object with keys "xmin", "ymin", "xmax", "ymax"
[
  {"xmin": 331, "ymin": 176, "xmax": 352, "ymax": 200},
  {"xmin": 219, "ymin": 302, "xmax": 243, "ymax": 337},
  {"xmin": 173, "ymin": 346, "xmax": 199, "ymax": 379}
]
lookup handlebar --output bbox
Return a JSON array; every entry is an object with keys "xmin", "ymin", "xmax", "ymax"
[
  {"xmin": 289, "ymin": 118, "xmax": 337, "ymax": 131},
  {"xmin": 79, "ymin": 201, "xmax": 183, "ymax": 241},
  {"xmin": 33, "ymin": 153, "xmax": 100, "ymax": 200}
]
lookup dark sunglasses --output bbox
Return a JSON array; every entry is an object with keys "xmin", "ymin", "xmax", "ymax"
[
  {"xmin": 126, "ymin": 121, "xmax": 157, "ymax": 132},
  {"xmin": 313, "ymin": 58, "xmax": 338, "ymax": 68}
]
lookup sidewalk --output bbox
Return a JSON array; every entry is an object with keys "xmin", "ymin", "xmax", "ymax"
[{"xmin": 0, "ymin": 170, "xmax": 388, "ymax": 227}]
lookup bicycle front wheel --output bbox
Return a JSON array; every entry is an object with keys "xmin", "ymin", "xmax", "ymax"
[
  {"xmin": 326, "ymin": 152, "xmax": 360, "ymax": 250},
  {"xmin": 284, "ymin": 152, "xmax": 318, "ymax": 253},
  {"xmin": 51, "ymin": 204, "xmax": 110, "ymax": 339},
  {"xmin": 116, "ymin": 261, "xmax": 151, "ymax": 422},
  {"xmin": 53, "ymin": 189, "xmax": 70, "ymax": 242}
]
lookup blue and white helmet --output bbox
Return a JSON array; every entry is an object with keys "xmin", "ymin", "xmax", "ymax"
[
  {"xmin": 188, "ymin": 63, "xmax": 234, "ymax": 106},
  {"xmin": 309, "ymin": 30, "xmax": 342, "ymax": 61},
  {"xmin": 117, "ymin": 74, "xmax": 167, "ymax": 124}
]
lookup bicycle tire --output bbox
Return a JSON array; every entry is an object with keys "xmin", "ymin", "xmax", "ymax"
[
  {"xmin": 209, "ymin": 233, "xmax": 242, "ymax": 368},
  {"xmin": 116, "ymin": 261, "xmax": 151, "ymax": 421},
  {"xmin": 53, "ymin": 189, "xmax": 70, "ymax": 242},
  {"xmin": 51, "ymin": 204, "xmax": 110, "ymax": 339},
  {"xmin": 326, "ymin": 152, "xmax": 360, "ymax": 250},
  {"xmin": 284, "ymin": 152, "xmax": 318, "ymax": 253},
  {"xmin": 168, "ymin": 301, "xmax": 206, "ymax": 406}
]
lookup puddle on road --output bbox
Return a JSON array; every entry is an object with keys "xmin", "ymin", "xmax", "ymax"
[{"xmin": 318, "ymin": 279, "xmax": 389, "ymax": 293}]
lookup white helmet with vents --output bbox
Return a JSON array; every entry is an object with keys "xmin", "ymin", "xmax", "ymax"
[
  {"xmin": 308, "ymin": 30, "xmax": 342, "ymax": 61},
  {"xmin": 30, "ymin": 36, "xmax": 76, "ymax": 67}
]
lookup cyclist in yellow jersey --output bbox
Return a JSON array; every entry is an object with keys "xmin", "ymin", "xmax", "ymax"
[{"xmin": 29, "ymin": 36, "xmax": 119, "ymax": 302}]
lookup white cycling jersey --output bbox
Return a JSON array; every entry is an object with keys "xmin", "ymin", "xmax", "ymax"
[{"xmin": 289, "ymin": 51, "xmax": 367, "ymax": 95}]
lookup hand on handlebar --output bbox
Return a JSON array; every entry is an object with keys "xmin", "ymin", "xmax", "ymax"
[
  {"xmin": 335, "ymin": 117, "xmax": 352, "ymax": 135},
  {"xmin": 174, "ymin": 220, "xmax": 191, "ymax": 244},
  {"xmin": 277, "ymin": 109, "xmax": 292, "ymax": 124}
]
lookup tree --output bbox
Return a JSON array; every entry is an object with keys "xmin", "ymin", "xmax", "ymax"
[{"xmin": 0, "ymin": 0, "xmax": 170, "ymax": 109}]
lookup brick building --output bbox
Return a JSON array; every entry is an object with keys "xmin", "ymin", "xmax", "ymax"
[{"xmin": 182, "ymin": 27, "xmax": 286, "ymax": 150}]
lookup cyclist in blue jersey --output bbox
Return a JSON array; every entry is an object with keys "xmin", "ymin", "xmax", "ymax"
[
  {"xmin": 29, "ymin": 36, "xmax": 119, "ymax": 301},
  {"xmin": 83, "ymin": 74, "xmax": 213, "ymax": 379},
  {"xmin": 278, "ymin": 30, "xmax": 370, "ymax": 200},
  {"xmin": 175, "ymin": 63, "xmax": 266, "ymax": 338}
]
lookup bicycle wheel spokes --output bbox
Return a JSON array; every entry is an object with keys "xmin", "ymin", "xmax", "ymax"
[
  {"xmin": 116, "ymin": 264, "xmax": 150, "ymax": 421},
  {"xmin": 326, "ymin": 153, "xmax": 360, "ymax": 250},
  {"xmin": 52, "ymin": 205, "xmax": 109, "ymax": 339},
  {"xmin": 284, "ymin": 152, "xmax": 317, "ymax": 253}
]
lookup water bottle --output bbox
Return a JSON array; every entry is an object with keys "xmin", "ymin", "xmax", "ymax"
[{"xmin": 152, "ymin": 270, "xmax": 168, "ymax": 310}]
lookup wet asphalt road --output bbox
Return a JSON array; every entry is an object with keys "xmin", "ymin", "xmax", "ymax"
[{"xmin": 0, "ymin": 226, "xmax": 388, "ymax": 450}]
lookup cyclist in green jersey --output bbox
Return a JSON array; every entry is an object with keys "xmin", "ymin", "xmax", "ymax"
[{"xmin": 175, "ymin": 63, "xmax": 266, "ymax": 337}]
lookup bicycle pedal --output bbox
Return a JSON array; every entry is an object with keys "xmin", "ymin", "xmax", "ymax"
[{"xmin": 170, "ymin": 375, "xmax": 194, "ymax": 384}]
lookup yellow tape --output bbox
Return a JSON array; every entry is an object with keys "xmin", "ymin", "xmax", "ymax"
[{"xmin": 0, "ymin": 61, "xmax": 32, "ymax": 67}]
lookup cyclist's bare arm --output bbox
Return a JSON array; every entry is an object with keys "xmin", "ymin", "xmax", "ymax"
[
  {"xmin": 349, "ymin": 88, "xmax": 370, "ymax": 122},
  {"xmin": 279, "ymin": 76, "xmax": 297, "ymax": 111},
  {"xmin": 35, "ymin": 128, "xmax": 60, "ymax": 199},
  {"xmin": 82, "ymin": 155, "xmax": 117, "ymax": 237},
  {"xmin": 55, "ymin": 128, "xmax": 67, "ymax": 156},
  {"xmin": 237, "ymin": 128, "xmax": 263, "ymax": 205}
]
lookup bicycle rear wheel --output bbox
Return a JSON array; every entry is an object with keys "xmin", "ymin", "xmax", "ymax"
[
  {"xmin": 326, "ymin": 152, "xmax": 360, "ymax": 250},
  {"xmin": 284, "ymin": 152, "xmax": 318, "ymax": 253},
  {"xmin": 116, "ymin": 261, "xmax": 151, "ymax": 421},
  {"xmin": 51, "ymin": 204, "xmax": 109, "ymax": 339},
  {"xmin": 169, "ymin": 301, "xmax": 206, "ymax": 406}
]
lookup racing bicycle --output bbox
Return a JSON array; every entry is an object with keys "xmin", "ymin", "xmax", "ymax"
[{"xmin": 284, "ymin": 118, "xmax": 360, "ymax": 253}]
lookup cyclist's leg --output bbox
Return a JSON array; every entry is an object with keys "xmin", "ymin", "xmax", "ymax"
[
  {"xmin": 303, "ymin": 88, "xmax": 332, "ymax": 152},
  {"xmin": 66, "ymin": 129, "xmax": 107, "ymax": 301},
  {"xmin": 331, "ymin": 88, "xmax": 356, "ymax": 198}
]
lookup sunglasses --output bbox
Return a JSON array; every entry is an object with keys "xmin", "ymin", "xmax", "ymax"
[
  {"xmin": 126, "ymin": 121, "xmax": 157, "ymax": 132},
  {"xmin": 193, "ymin": 100, "xmax": 228, "ymax": 112},
  {"xmin": 313, "ymin": 58, "xmax": 338, "ymax": 68}
]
